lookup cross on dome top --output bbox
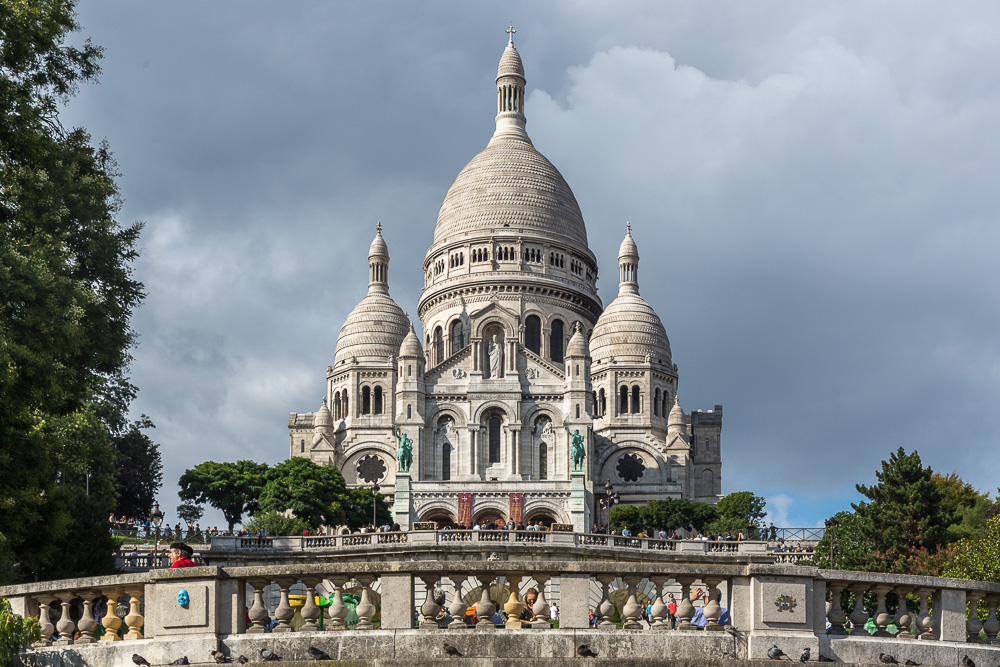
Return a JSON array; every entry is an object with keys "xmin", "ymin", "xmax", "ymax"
[{"xmin": 507, "ymin": 25, "xmax": 516, "ymax": 44}]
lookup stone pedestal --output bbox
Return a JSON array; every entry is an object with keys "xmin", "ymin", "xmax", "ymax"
[
  {"xmin": 570, "ymin": 472, "xmax": 588, "ymax": 532},
  {"xmin": 393, "ymin": 472, "xmax": 411, "ymax": 530}
]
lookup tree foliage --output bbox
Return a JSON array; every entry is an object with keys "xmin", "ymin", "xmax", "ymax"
[
  {"xmin": 852, "ymin": 447, "xmax": 950, "ymax": 574},
  {"xmin": 243, "ymin": 510, "xmax": 309, "ymax": 537},
  {"xmin": 0, "ymin": 0, "xmax": 145, "ymax": 583},
  {"xmin": 258, "ymin": 457, "xmax": 350, "ymax": 529},
  {"xmin": 931, "ymin": 472, "xmax": 993, "ymax": 544},
  {"xmin": 176, "ymin": 502, "xmax": 204, "ymax": 526},
  {"xmin": 343, "ymin": 486, "xmax": 392, "ymax": 531},
  {"xmin": 944, "ymin": 515, "xmax": 1000, "ymax": 583},
  {"xmin": 807, "ymin": 510, "xmax": 873, "ymax": 571},
  {"xmin": 0, "ymin": 596, "xmax": 39, "ymax": 666},
  {"xmin": 178, "ymin": 461, "xmax": 268, "ymax": 531},
  {"xmin": 610, "ymin": 499, "xmax": 719, "ymax": 535},
  {"xmin": 111, "ymin": 416, "xmax": 163, "ymax": 519}
]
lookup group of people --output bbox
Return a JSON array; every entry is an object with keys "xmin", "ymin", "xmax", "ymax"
[
  {"xmin": 589, "ymin": 524, "xmax": 752, "ymax": 542},
  {"xmin": 589, "ymin": 586, "xmax": 729, "ymax": 629},
  {"xmin": 108, "ymin": 513, "xmax": 226, "ymax": 540},
  {"xmin": 773, "ymin": 541, "xmax": 814, "ymax": 553}
]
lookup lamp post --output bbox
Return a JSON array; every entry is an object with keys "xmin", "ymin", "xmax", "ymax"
[
  {"xmin": 600, "ymin": 480, "xmax": 619, "ymax": 531},
  {"xmin": 372, "ymin": 482, "xmax": 380, "ymax": 528},
  {"xmin": 85, "ymin": 471, "xmax": 92, "ymax": 496},
  {"xmin": 149, "ymin": 502, "xmax": 164, "ymax": 569},
  {"xmin": 825, "ymin": 517, "xmax": 840, "ymax": 569}
]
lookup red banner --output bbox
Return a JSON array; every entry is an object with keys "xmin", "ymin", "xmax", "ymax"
[
  {"xmin": 457, "ymin": 493, "xmax": 473, "ymax": 528},
  {"xmin": 509, "ymin": 493, "xmax": 524, "ymax": 525}
]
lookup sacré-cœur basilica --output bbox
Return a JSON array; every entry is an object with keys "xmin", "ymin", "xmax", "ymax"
[{"xmin": 287, "ymin": 31, "xmax": 724, "ymax": 532}]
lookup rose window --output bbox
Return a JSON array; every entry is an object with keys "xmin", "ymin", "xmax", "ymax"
[
  {"xmin": 616, "ymin": 453, "xmax": 646, "ymax": 483},
  {"xmin": 357, "ymin": 455, "xmax": 387, "ymax": 484}
]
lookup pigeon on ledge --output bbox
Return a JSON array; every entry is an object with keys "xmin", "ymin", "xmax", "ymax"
[
  {"xmin": 307, "ymin": 647, "xmax": 331, "ymax": 661},
  {"xmin": 170, "ymin": 659, "xmax": 189, "ymax": 665},
  {"xmin": 443, "ymin": 642, "xmax": 463, "ymax": 657},
  {"xmin": 767, "ymin": 645, "xmax": 786, "ymax": 661},
  {"xmin": 879, "ymin": 654, "xmax": 898, "ymax": 664},
  {"xmin": 799, "ymin": 648, "xmax": 810, "ymax": 662},
  {"xmin": 577, "ymin": 645, "xmax": 599, "ymax": 658},
  {"xmin": 211, "ymin": 650, "xmax": 232, "ymax": 664},
  {"xmin": 237, "ymin": 657, "xmax": 249, "ymax": 665},
  {"xmin": 132, "ymin": 655, "xmax": 151, "ymax": 667},
  {"xmin": 260, "ymin": 649, "xmax": 282, "ymax": 662}
]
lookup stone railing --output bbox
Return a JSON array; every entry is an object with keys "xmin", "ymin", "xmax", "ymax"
[{"xmin": 4, "ymin": 560, "xmax": 1000, "ymax": 666}]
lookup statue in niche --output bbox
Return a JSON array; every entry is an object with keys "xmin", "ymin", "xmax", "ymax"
[
  {"xmin": 567, "ymin": 427, "xmax": 586, "ymax": 471},
  {"xmin": 393, "ymin": 426, "xmax": 413, "ymax": 473},
  {"xmin": 488, "ymin": 334, "xmax": 502, "ymax": 378}
]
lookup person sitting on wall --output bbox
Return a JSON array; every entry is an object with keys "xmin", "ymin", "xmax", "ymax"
[{"xmin": 168, "ymin": 542, "xmax": 197, "ymax": 568}]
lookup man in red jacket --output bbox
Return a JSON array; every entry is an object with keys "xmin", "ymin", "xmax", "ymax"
[{"xmin": 168, "ymin": 542, "xmax": 197, "ymax": 568}]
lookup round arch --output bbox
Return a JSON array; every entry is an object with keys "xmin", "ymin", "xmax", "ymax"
[
  {"xmin": 596, "ymin": 444, "xmax": 667, "ymax": 486},
  {"xmin": 472, "ymin": 317, "xmax": 516, "ymax": 339},
  {"xmin": 472, "ymin": 400, "xmax": 512, "ymax": 424},
  {"xmin": 426, "ymin": 404, "xmax": 469, "ymax": 427}
]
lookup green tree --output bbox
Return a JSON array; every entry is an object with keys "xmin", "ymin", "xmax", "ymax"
[
  {"xmin": 931, "ymin": 472, "xmax": 993, "ymax": 544},
  {"xmin": 706, "ymin": 491, "xmax": 767, "ymax": 537},
  {"xmin": 944, "ymin": 515, "xmax": 1000, "ymax": 583},
  {"xmin": 0, "ymin": 596, "xmax": 39, "ymax": 665},
  {"xmin": 176, "ymin": 503, "xmax": 204, "ymax": 527},
  {"xmin": 258, "ymin": 458, "xmax": 350, "ymax": 529},
  {"xmin": 853, "ymin": 447, "xmax": 950, "ymax": 573},
  {"xmin": 640, "ymin": 498, "xmax": 718, "ymax": 534},
  {"xmin": 343, "ymin": 486, "xmax": 392, "ymax": 531},
  {"xmin": 112, "ymin": 416, "xmax": 163, "ymax": 520},
  {"xmin": 0, "ymin": 0, "xmax": 145, "ymax": 583},
  {"xmin": 609, "ymin": 504, "xmax": 642, "ymax": 532},
  {"xmin": 807, "ymin": 510, "xmax": 873, "ymax": 571},
  {"xmin": 243, "ymin": 511, "xmax": 310, "ymax": 537},
  {"xmin": 178, "ymin": 461, "xmax": 268, "ymax": 531}
]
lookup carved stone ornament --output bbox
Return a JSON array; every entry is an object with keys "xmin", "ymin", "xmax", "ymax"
[
  {"xmin": 616, "ymin": 453, "xmax": 646, "ymax": 483},
  {"xmin": 452, "ymin": 368, "xmax": 466, "ymax": 379},
  {"xmin": 525, "ymin": 367, "xmax": 540, "ymax": 379},
  {"xmin": 357, "ymin": 455, "xmax": 387, "ymax": 484}
]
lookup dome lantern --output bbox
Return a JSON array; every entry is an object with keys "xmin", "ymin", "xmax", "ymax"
[
  {"xmin": 492, "ymin": 25, "xmax": 528, "ymax": 144},
  {"xmin": 368, "ymin": 221, "xmax": 389, "ymax": 294},
  {"xmin": 618, "ymin": 222, "xmax": 639, "ymax": 295}
]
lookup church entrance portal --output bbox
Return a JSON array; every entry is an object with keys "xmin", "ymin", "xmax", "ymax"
[
  {"xmin": 420, "ymin": 511, "xmax": 458, "ymax": 528},
  {"xmin": 472, "ymin": 510, "xmax": 507, "ymax": 528}
]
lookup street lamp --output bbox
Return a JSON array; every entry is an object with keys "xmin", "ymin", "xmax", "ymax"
[
  {"xmin": 371, "ymin": 482, "xmax": 381, "ymax": 528},
  {"xmin": 824, "ymin": 517, "xmax": 840, "ymax": 569},
  {"xmin": 599, "ymin": 481, "xmax": 619, "ymax": 532},
  {"xmin": 86, "ymin": 471, "xmax": 92, "ymax": 496},
  {"xmin": 149, "ymin": 502, "xmax": 164, "ymax": 569}
]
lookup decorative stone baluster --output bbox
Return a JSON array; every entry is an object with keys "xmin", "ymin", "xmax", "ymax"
[
  {"xmin": 702, "ymin": 578, "xmax": 725, "ymax": 631},
  {"xmin": 101, "ymin": 588, "xmax": 123, "ymax": 641},
  {"xmin": 503, "ymin": 574, "xmax": 524, "ymax": 629},
  {"xmin": 299, "ymin": 579, "xmax": 321, "ymax": 632},
  {"xmin": 872, "ymin": 585, "xmax": 892, "ymax": 637},
  {"xmin": 353, "ymin": 576, "xmax": 377, "ymax": 630},
  {"xmin": 531, "ymin": 575, "xmax": 551, "ymax": 628},
  {"xmin": 967, "ymin": 592, "xmax": 984, "ymax": 642},
  {"xmin": 827, "ymin": 583, "xmax": 847, "ymax": 635},
  {"xmin": 54, "ymin": 596, "xmax": 75, "ymax": 645},
  {"xmin": 596, "ymin": 575, "xmax": 616, "ymax": 628},
  {"xmin": 848, "ymin": 585, "xmax": 870, "ymax": 636},
  {"xmin": 246, "ymin": 581, "xmax": 270, "ymax": 634},
  {"xmin": 326, "ymin": 577, "xmax": 349, "ymax": 631},
  {"xmin": 76, "ymin": 592, "xmax": 101, "ymax": 643},
  {"xmin": 675, "ymin": 578, "xmax": 697, "ymax": 630},
  {"xmin": 121, "ymin": 588, "xmax": 144, "ymax": 640},
  {"xmin": 982, "ymin": 596, "xmax": 1000, "ymax": 644},
  {"xmin": 915, "ymin": 588, "xmax": 934, "ymax": 640},
  {"xmin": 272, "ymin": 579, "xmax": 295, "ymax": 633},
  {"xmin": 419, "ymin": 575, "xmax": 442, "ymax": 629},
  {"xmin": 475, "ymin": 574, "xmax": 496, "ymax": 629},
  {"xmin": 648, "ymin": 576, "xmax": 669, "ymax": 630},
  {"xmin": 448, "ymin": 575, "xmax": 469, "ymax": 629},
  {"xmin": 893, "ymin": 588, "xmax": 912, "ymax": 639},
  {"xmin": 34, "ymin": 596, "xmax": 55, "ymax": 646},
  {"xmin": 621, "ymin": 576, "xmax": 643, "ymax": 629}
]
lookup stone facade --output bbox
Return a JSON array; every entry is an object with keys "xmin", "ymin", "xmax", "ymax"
[{"xmin": 287, "ymin": 32, "xmax": 724, "ymax": 530}]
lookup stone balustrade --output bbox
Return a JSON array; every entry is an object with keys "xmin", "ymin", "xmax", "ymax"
[{"xmin": 3, "ymin": 559, "xmax": 1000, "ymax": 666}]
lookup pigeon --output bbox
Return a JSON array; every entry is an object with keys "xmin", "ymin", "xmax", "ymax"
[
  {"xmin": 170, "ymin": 659, "xmax": 189, "ymax": 666},
  {"xmin": 237, "ymin": 657, "xmax": 249, "ymax": 665},
  {"xmin": 879, "ymin": 654, "xmax": 899, "ymax": 665},
  {"xmin": 903, "ymin": 661, "xmax": 920, "ymax": 666},
  {"xmin": 133, "ymin": 655, "xmax": 151, "ymax": 667},
  {"xmin": 800, "ymin": 648, "xmax": 810, "ymax": 662},
  {"xmin": 817, "ymin": 657, "xmax": 834, "ymax": 663},
  {"xmin": 577, "ymin": 645, "xmax": 599, "ymax": 658},
  {"xmin": 960, "ymin": 656, "xmax": 975, "ymax": 667},
  {"xmin": 260, "ymin": 649, "xmax": 282, "ymax": 662},
  {"xmin": 211, "ymin": 651, "xmax": 232, "ymax": 664},
  {"xmin": 725, "ymin": 625, "xmax": 741, "ymax": 638},
  {"xmin": 443, "ymin": 642, "xmax": 463, "ymax": 657},
  {"xmin": 307, "ymin": 647, "xmax": 330, "ymax": 661},
  {"xmin": 767, "ymin": 645, "xmax": 786, "ymax": 661}
]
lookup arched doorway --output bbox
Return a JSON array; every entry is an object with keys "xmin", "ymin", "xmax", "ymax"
[
  {"xmin": 523, "ymin": 509, "xmax": 559, "ymax": 529},
  {"xmin": 473, "ymin": 509, "xmax": 507, "ymax": 528},
  {"xmin": 420, "ymin": 511, "xmax": 458, "ymax": 529}
]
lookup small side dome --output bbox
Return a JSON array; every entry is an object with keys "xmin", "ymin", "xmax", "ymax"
[
  {"xmin": 497, "ymin": 40, "xmax": 525, "ymax": 80},
  {"xmin": 668, "ymin": 395, "xmax": 684, "ymax": 426},
  {"xmin": 398, "ymin": 321, "xmax": 423, "ymax": 358},
  {"xmin": 314, "ymin": 397, "xmax": 332, "ymax": 428},
  {"xmin": 369, "ymin": 221, "xmax": 388, "ymax": 259},
  {"xmin": 565, "ymin": 322, "xmax": 588, "ymax": 358},
  {"xmin": 334, "ymin": 293, "xmax": 408, "ymax": 367},
  {"xmin": 618, "ymin": 222, "xmax": 639, "ymax": 261},
  {"xmin": 590, "ymin": 291, "xmax": 671, "ymax": 367}
]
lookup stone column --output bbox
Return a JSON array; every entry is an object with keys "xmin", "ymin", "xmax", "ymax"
[
  {"xmin": 475, "ymin": 575, "xmax": 497, "ymax": 629},
  {"xmin": 531, "ymin": 575, "xmax": 551, "ymax": 629},
  {"xmin": 271, "ymin": 579, "xmax": 295, "ymax": 633},
  {"xmin": 967, "ymin": 592, "xmax": 984, "ymax": 642},
  {"xmin": 915, "ymin": 588, "xmax": 934, "ymax": 640},
  {"xmin": 982, "ymin": 596, "xmax": 1000, "ymax": 644},
  {"xmin": 469, "ymin": 428, "xmax": 479, "ymax": 477},
  {"xmin": 621, "ymin": 576, "xmax": 643, "ymax": 630},
  {"xmin": 448, "ymin": 575, "xmax": 469, "ymax": 629},
  {"xmin": 675, "ymin": 577, "xmax": 697, "ymax": 630},
  {"xmin": 894, "ymin": 588, "xmax": 913, "ymax": 639},
  {"xmin": 100, "ymin": 588, "xmax": 123, "ymax": 641},
  {"xmin": 596, "ymin": 575, "xmax": 616, "ymax": 628},
  {"xmin": 503, "ymin": 574, "xmax": 524, "ymax": 629},
  {"xmin": 353, "ymin": 576, "xmax": 377, "ymax": 630},
  {"xmin": 54, "ymin": 596, "xmax": 75, "ymax": 645},
  {"xmin": 702, "ymin": 578, "xmax": 725, "ymax": 631},
  {"xmin": 299, "ymin": 579, "xmax": 321, "ymax": 632},
  {"xmin": 246, "ymin": 580, "xmax": 270, "ymax": 634},
  {"xmin": 827, "ymin": 583, "xmax": 848, "ymax": 635},
  {"xmin": 34, "ymin": 595, "xmax": 55, "ymax": 646},
  {"xmin": 848, "ymin": 584, "xmax": 870, "ymax": 636},
  {"xmin": 872, "ymin": 585, "xmax": 893, "ymax": 637},
  {"xmin": 326, "ymin": 577, "xmax": 349, "ymax": 631},
  {"xmin": 419, "ymin": 575, "xmax": 442, "ymax": 629},
  {"xmin": 122, "ymin": 588, "xmax": 145, "ymax": 640},
  {"xmin": 649, "ymin": 576, "xmax": 669, "ymax": 630}
]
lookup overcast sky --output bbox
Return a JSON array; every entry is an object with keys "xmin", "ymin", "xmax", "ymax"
[{"xmin": 63, "ymin": 2, "xmax": 1000, "ymax": 530}]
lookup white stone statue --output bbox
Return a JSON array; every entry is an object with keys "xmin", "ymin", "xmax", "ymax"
[{"xmin": 488, "ymin": 334, "xmax": 502, "ymax": 378}]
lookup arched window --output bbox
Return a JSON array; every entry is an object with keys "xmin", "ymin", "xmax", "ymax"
[
  {"xmin": 407, "ymin": 364, "xmax": 412, "ymax": 377},
  {"xmin": 654, "ymin": 388, "xmax": 661, "ymax": 416},
  {"xmin": 662, "ymin": 392, "xmax": 668, "ymax": 418},
  {"xmin": 434, "ymin": 326, "xmax": 444, "ymax": 365},
  {"xmin": 343, "ymin": 395, "xmax": 348, "ymax": 418},
  {"xmin": 442, "ymin": 443, "xmax": 451, "ymax": 481},
  {"xmin": 619, "ymin": 386, "xmax": 628, "ymax": 415},
  {"xmin": 631, "ymin": 386, "xmax": 641, "ymax": 413},
  {"xmin": 539, "ymin": 442, "xmax": 547, "ymax": 480},
  {"xmin": 300, "ymin": 439, "xmax": 305, "ymax": 453},
  {"xmin": 361, "ymin": 386, "xmax": 371, "ymax": 415},
  {"xmin": 550, "ymin": 319, "xmax": 564, "ymax": 363},
  {"xmin": 525, "ymin": 315, "xmax": 541, "ymax": 354},
  {"xmin": 333, "ymin": 392, "xmax": 341, "ymax": 420},
  {"xmin": 576, "ymin": 404, "xmax": 580, "ymax": 418},
  {"xmin": 598, "ymin": 389, "xmax": 606, "ymax": 417},
  {"xmin": 407, "ymin": 404, "xmax": 412, "ymax": 419},
  {"xmin": 593, "ymin": 391, "xmax": 599, "ymax": 416},
  {"xmin": 373, "ymin": 386, "xmax": 383, "ymax": 415},
  {"xmin": 489, "ymin": 417, "xmax": 501, "ymax": 464},
  {"xmin": 450, "ymin": 320, "xmax": 465, "ymax": 353}
]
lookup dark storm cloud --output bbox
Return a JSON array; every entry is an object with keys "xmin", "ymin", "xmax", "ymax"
[{"xmin": 62, "ymin": 2, "xmax": 1000, "ymax": 528}]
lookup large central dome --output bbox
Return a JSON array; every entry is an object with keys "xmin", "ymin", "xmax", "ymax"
[{"xmin": 431, "ymin": 136, "xmax": 589, "ymax": 250}]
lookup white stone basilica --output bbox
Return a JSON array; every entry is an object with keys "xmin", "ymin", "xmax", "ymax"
[{"xmin": 288, "ymin": 32, "xmax": 723, "ymax": 531}]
